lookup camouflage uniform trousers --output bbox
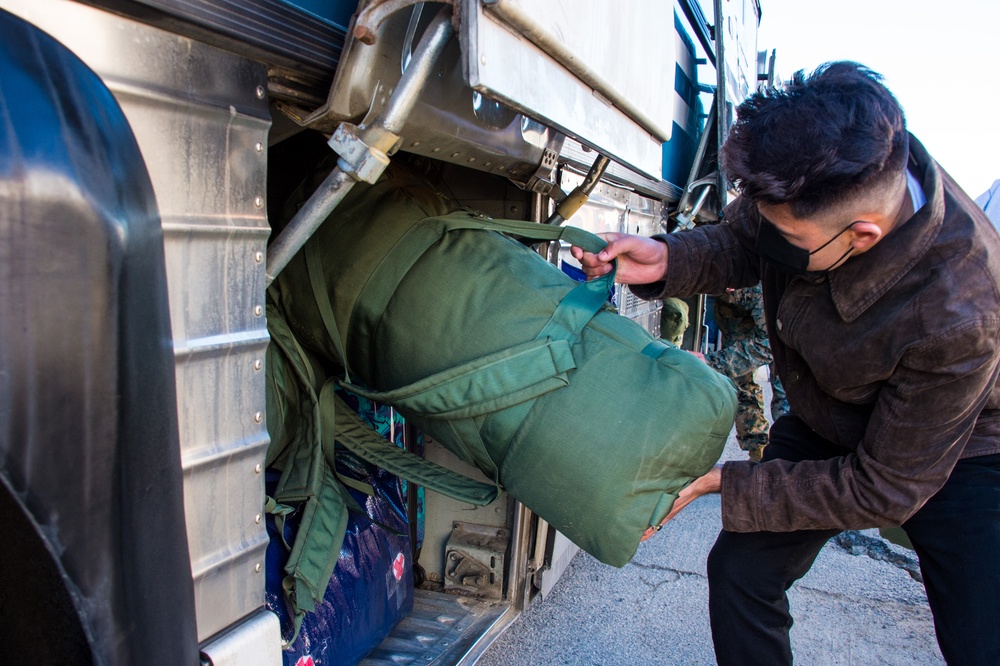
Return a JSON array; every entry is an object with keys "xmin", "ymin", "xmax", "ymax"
[
  {"xmin": 734, "ymin": 366, "xmax": 790, "ymax": 455},
  {"xmin": 770, "ymin": 362, "xmax": 789, "ymax": 421},
  {"xmin": 733, "ymin": 372, "xmax": 769, "ymax": 453}
]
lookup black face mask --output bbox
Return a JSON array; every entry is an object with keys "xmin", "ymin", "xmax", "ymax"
[{"xmin": 754, "ymin": 212, "xmax": 857, "ymax": 275}]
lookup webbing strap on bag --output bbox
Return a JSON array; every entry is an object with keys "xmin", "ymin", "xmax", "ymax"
[
  {"xmin": 319, "ymin": 381, "xmax": 498, "ymax": 505},
  {"xmin": 353, "ymin": 213, "xmax": 615, "ymax": 360},
  {"xmin": 347, "ymin": 212, "xmax": 615, "ymax": 419},
  {"xmin": 340, "ymin": 337, "xmax": 575, "ymax": 419},
  {"xmin": 266, "ymin": 297, "xmax": 500, "ymax": 647},
  {"xmin": 280, "ymin": 464, "xmax": 351, "ymax": 646},
  {"xmin": 304, "ymin": 239, "xmax": 352, "ymax": 381},
  {"xmin": 267, "ymin": 304, "xmax": 324, "ymax": 503}
]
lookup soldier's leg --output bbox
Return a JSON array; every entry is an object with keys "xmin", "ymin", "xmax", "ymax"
[
  {"xmin": 769, "ymin": 362, "xmax": 789, "ymax": 421},
  {"xmin": 708, "ymin": 414, "xmax": 843, "ymax": 666},
  {"xmin": 733, "ymin": 371, "xmax": 768, "ymax": 457}
]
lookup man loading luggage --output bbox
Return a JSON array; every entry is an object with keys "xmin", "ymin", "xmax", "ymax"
[{"xmin": 572, "ymin": 61, "xmax": 1000, "ymax": 665}]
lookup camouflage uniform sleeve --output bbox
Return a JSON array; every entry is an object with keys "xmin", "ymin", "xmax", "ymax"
[{"xmin": 704, "ymin": 284, "xmax": 773, "ymax": 378}]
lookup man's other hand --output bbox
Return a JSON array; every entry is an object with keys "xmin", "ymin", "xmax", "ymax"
[
  {"xmin": 570, "ymin": 232, "xmax": 668, "ymax": 285},
  {"xmin": 640, "ymin": 465, "xmax": 722, "ymax": 541}
]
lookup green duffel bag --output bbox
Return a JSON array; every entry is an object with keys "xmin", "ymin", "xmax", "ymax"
[{"xmin": 272, "ymin": 166, "xmax": 736, "ymax": 567}]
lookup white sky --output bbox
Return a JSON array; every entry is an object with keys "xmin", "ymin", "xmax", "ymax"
[{"xmin": 752, "ymin": 0, "xmax": 1000, "ymax": 198}]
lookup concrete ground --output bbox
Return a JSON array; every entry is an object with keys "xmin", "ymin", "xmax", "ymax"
[{"xmin": 478, "ymin": 371, "xmax": 942, "ymax": 666}]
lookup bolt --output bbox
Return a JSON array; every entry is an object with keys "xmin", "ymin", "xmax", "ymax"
[
  {"xmin": 255, "ymin": 514, "xmax": 262, "ymax": 524},
  {"xmin": 254, "ymin": 464, "xmax": 262, "ymax": 475},
  {"xmin": 254, "ymin": 196, "xmax": 263, "ymax": 208},
  {"xmin": 254, "ymin": 251, "xmax": 263, "ymax": 263},
  {"xmin": 255, "ymin": 142, "xmax": 263, "ymax": 153},
  {"xmin": 254, "ymin": 305, "xmax": 263, "ymax": 317},
  {"xmin": 254, "ymin": 411, "xmax": 263, "ymax": 423},
  {"xmin": 255, "ymin": 85, "xmax": 265, "ymax": 99},
  {"xmin": 254, "ymin": 563, "xmax": 262, "ymax": 573},
  {"xmin": 254, "ymin": 359, "xmax": 263, "ymax": 371},
  {"xmin": 451, "ymin": 152, "xmax": 460, "ymax": 158}
]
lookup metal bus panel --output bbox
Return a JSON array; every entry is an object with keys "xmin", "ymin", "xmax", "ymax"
[{"xmin": 1, "ymin": 0, "xmax": 275, "ymax": 644}]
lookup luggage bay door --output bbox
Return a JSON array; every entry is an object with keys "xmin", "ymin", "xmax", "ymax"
[{"xmin": 461, "ymin": 0, "xmax": 676, "ymax": 181}]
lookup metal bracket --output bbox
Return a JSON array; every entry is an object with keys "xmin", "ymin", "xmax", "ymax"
[
  {"xmin": 672, "ymin": 174, "xmax": 716, "ymax": 231},
  {"xmin": 443, "ymin": 521, "xmax": 508, "ymax": 600},
  {"xmin": 516, "ymin": 148, "xmax": 559, "ymax": 196},
  {"xmin": 328, "ymin": 122, "xmax": 394, "ymax": 184}
]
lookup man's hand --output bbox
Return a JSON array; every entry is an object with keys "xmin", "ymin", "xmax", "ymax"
[
  {"xmin": 570, "ymin": 232, "xmax": 668, "ymax": 285},
  {"xmin": 640, "ymin": 464, "xmax": 722, "ymax": 541}
]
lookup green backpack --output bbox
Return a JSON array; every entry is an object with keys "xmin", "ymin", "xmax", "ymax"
[{"xmin": 270, "ymin": 166, "xmax": 737, "ymax": 571}]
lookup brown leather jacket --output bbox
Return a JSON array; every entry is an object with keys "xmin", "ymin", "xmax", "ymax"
[{"xmin": 635, "ymin": 135, "xmax": 1000, "ymax": 532}]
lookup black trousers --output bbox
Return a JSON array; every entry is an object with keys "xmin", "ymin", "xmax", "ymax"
[{"xmin": 707, "ymin": 414, "xmax": 1000, "ymax": 665}]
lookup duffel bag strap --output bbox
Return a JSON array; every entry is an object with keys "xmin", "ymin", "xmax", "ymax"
[
  {"xmin": 267, "ymin": 304, "xmax": 325, "ymax": 502},
  {"xmin": 305, "ymin": 239, "xmax": 352, "ymax": 381},
  {"xmin": 465, "ymin": 217, "xmax": 617, "ymax": 343},
  {"xmin": 281, "ymin": 464, "xmax": 351, "ymax": 647},
  {"xmin": 270, "ymin": 297, "xmax": 496, "ymax": 506},
  {"xmin": 352, "ymin": 212, "xmax": 616, "ymax": 373},
  {"xmin": 339, "ymin": 337, "xmax": 575, "ymax": 419},
  {"xmin": 319, "ymin": 380, "xmax": 499, "ymax": 506}
]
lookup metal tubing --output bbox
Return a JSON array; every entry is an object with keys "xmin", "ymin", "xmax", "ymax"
[
  {"xmin": 264, "ymin": 6, "xmax": 455, "ymax": 285},
  {"xmin": 545, "ymin": 153, "xmax": 610, "ymax": 225},
  {"xmin": 265, "ymin": 168, "xmax": 356, "ymax": 285},
  {"xmin": 576, "ymin": 154, "xmax": 611, "ymax": 196},
  {"xmin": 379, "ymin": 7, "xmax": 454, "ymax": 135}
]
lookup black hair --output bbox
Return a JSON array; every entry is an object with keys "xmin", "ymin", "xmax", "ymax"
[{"xmin": 720, "ymin": 61, "xmax": 908, "ymax": 217}]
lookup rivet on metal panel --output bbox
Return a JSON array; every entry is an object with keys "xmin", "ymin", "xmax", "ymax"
[
  {"xmin": 254, "ymin": 251, "xmax": 264, "ymax": 263},
  {"xmin": 254, "ymin": 359, "xmax": 263, "ymax": 371},
  {"xmin": 481, "ymin": 54, "xmax": 487, "ymax": 65},
  {"xmin": 432, "ymin": 147, "xmax": 441, "ymax": 153},
  {"xmin": 254, "ymin": 563, "xmax": 262, "ymax": 573},
  {"xmin": 450, "ymin": 152, "xmax": 460, "ymax": 158},
  {"xmin": 255, "ymin": 514, "xmax": 262, "ymax": 524},
  {"xmin": 412, "ymin": 140, "xmax": 421, "ymax": 147},
  {"xmin": 254, "ymin": 464, "xmax": 263, "ymax": 475},
  {"xmin": 254, "ymin": 305, "xmax": 263, "ymax": 316},
  {"xmin": 255, "ymin": 142, "xmax": 264, "ymax": 153},
  {"xmin": 254, "ymin": 196, "xmax": 264, "ymax": 208},
  {"xmin": 255, "ymin": 85, "xmax": 265, "ymax": 99},
  {"xmin": 254, "ymin": 412, "xmax": 263, "ymax": 423}
]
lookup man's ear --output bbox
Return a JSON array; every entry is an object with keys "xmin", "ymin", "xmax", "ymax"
[{"xmin": 848, "ymin": 221, "xmax": 883, "ymax": 251}]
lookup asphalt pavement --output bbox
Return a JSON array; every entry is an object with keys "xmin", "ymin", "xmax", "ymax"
[{"xmin": 478, "ymin": 373, "xmax": 943, "ymax": 666}]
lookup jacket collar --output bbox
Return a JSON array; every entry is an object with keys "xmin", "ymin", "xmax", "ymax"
[{"xmin": 826, "ymin": 134, "xmax": 945, "ymax": 323}]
